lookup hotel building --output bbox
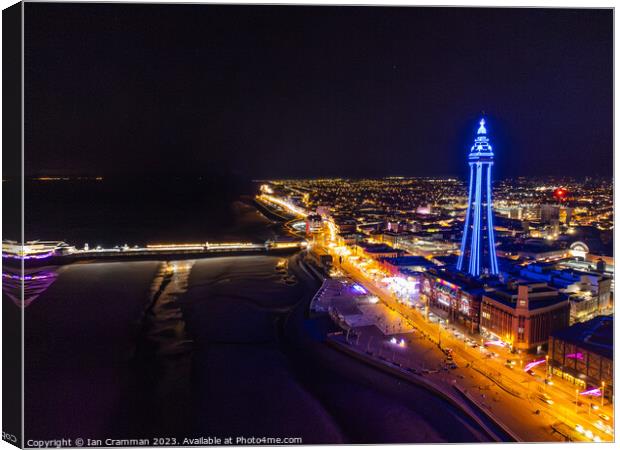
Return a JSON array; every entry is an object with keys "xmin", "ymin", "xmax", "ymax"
[
  {"xmin": 548, "ymin": 315, "xmax": 613, "ymax": 401},
  {"xmin": 480, "ymin": 282, "xmax": 570, "ymax": 352}
]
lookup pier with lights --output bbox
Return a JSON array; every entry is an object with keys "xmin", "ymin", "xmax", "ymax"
[{"xmin": 2, "ymin": 239, "xmax": 306, "ymax": 266}]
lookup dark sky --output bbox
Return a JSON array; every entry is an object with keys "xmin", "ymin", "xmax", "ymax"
[{"xmin": 25, "ymin": 4, "xmax": 612, "ymax": 179}]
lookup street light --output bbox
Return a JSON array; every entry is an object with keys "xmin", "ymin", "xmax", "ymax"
[
  {"xmin": 601, "ymin": 381, "xmax": 605, "ymax": 407},
  {"xmin": 575, "ymin": 389, "xmax": 579, "ymax": 413}
]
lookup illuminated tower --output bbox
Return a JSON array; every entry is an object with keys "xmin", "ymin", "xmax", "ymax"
[{"xmin": 456, "ymin": 118, "xmax": 499, "ymax": 277}]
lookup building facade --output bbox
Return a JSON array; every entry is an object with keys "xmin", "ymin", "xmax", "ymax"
[
  {"xmin": 548, "ymin": 316, "xmax": 613, "ymax": 401},
  {"xmin": 353, "ymin": 242, "xmax": 401, "ymax": 260},
  {"xmin": 480, "ymin": 282, "xmax": 570, "ymax": 352},
  {"xmin": 421, "ymin": 268, "xmax": 485, "ymax": 334},
  {"xmin": 519, "ymin": 263, "xmax": 612, "ymax": 324}
]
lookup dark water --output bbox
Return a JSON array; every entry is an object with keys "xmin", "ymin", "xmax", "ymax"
[{"xmin": 23, "ymin": 177, "xmax": 274, "ymax": 246}]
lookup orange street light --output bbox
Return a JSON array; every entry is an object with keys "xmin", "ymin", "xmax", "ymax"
[{"xmin": 575, "ymin": 389, "xmax": 579, "ymax": 412}]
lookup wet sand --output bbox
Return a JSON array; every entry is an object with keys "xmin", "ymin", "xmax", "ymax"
[
  {"xmin": 180, "ymin": 255, "xmax": 344, "ymax": 443},
  {"xmin": 24, "ymin": 261, "xmax": 160, "ymax": 440}
]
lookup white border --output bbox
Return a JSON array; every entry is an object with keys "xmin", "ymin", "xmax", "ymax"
[{"xmin": 0, "ymin": 2, "xmax": 616, "ymax": 450}]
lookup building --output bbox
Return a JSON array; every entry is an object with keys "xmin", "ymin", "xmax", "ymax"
[
  {"xmin": 421, "ymin": 268, "xmax": 488, "ymax": 334},
  {"xmin": 378, "ymin": 230, "xmax": 415, "ymax": 247},
  {"xmin": 333, "ymin": 217, "xmax": 357, "ymax": 234},
  {"xmin": 2, "ymin": 240, "xmax": 75, "ymax": 258},
  {"xmin": 397, "ymin": 235, "xmax": 459, "ymax": 258},
  {"xmin": 548, "ymin": 316, "xmax": 613, "ymax": 401},
  {"xmin": 380, "ymin": 255, "xmax": 435, "ymax": 277},
  {"xmin": 456, "ymin": 118, "xmax": 499, "ymax": 276},
  {"xmin": 353, "ymin": 242, "xmax": 401, "ymax": 260},
  {"xmin": 337, "ymin": 232, "xmax": 364, "ymax": 247},
  {"xmin": 519, "ymin": 263, "xmax": 612, "ymax": 324},
  {"xmin": 305, "ymin": 214, "xmax": 323, "ymax": 233},
  {"xmin": 480, "ymin": 281, "xmax": 570, "ymax": 352},
  {"xmin": 307, "ymin": 245, "xmax": 333, "ymax": 271},
  {"xmin": 560, "ymin": 206, "xmax": 572, "ymax": 225},
  {"xmin": 560, "ymin": 226, "xmax": 614, "ymax": 267},
  {"xmin": 385, "ymin": 219, "xmax": 409, "ymax": 233},
  {"xmin": 540, "ymin": 204, "xmax": 560, "ymax": 224},
  {"xmin": 509, "ymin": 207, "xmax": 523, "ymax": 220},
  {"xmin": 496, "ymin": 241, "xmax": 569, "ymax": 262}
]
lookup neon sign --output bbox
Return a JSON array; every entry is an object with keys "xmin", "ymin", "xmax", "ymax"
[
  {"xmin": 435, "ymin": 277, "xmax": 457, "ymax": 289},
  {"xmin": 523, "ymin": 358, "xmax": 546, "ymax": 372},
  {"xmin": 484, "ymin": 339, "xmax": 507, "ymax": 348},
  {"xmin": 580, "ymin": 388, "xmax": 602, "ymax": 397}
]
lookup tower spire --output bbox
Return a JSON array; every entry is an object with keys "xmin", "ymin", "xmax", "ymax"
[{"xmin": 456, "ymin": 118, "xmax": 499, "ymax": 277}]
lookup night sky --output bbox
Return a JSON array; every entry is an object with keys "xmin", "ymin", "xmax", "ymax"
[{"xmin": 25, "ymin": 4, "xmax": 612, "ymax": 179}]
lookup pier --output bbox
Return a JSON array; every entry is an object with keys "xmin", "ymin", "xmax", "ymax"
[{"xmin": 2, "ymin": 239, "xmax": 307, "ymax": 267}]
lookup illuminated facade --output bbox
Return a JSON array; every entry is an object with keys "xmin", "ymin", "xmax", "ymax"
[
  {"xmin": 421, "ymin": 268, "xmax": 485, "ymax": 334},
  {"xmin": 548, "ymin": 315, "xmax": 613, "ymax": 400},
  {"xmin": 480, "ymin": 282, "xmax": 570, "ymax": 352},
  {"xmin": 457, "ymin": 119, "xmax": 499, "ymax": 277}
]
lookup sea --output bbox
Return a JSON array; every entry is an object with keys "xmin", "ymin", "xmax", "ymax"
[{"xmin": 23, "ymin": 176, "xmax": 273, "ymax": 246}]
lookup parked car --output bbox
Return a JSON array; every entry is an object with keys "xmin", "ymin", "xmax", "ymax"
[{"xmin": 537, "ymin": 394, "xmax": 554, "ymax": 405}]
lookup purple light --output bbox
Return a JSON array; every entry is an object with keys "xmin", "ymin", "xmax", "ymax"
[
  {"xmin": 2, "ymin": 272, "xmax": 56, "ymax": 281},
  {"xmin": 2, "ymin": 269, "xmax": 59, "ymax": 307},
  {"xmin": 352, "ymin": 284, "xmax": 367, "ymax": 294},
  {"xmin": 580, "ymin": 388, "xmax": 602, "ymax": 397},
  {"xmin": 2, "ymin": 251, "xmax": 54, "ymax": 260},
  {"xmin": 484, "ymin": 339, "xmax": 507, "ymax": 347},
  {"xmin": 566, "ymin": 352, "xmax": 584, "ymax": 360},
  {"xmin": 524, "ymin": 358, "xmax": 546, "ymax": 372}
]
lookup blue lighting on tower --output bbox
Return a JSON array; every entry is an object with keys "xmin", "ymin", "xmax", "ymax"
[{"xmin": 456, "ymin": 118, "xmax": 499, "ymax": 277}]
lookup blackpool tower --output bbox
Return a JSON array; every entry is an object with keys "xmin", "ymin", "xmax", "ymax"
[{"xmin": 456, "ymin": 118, "xmax": 499, "ymax": 277}]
